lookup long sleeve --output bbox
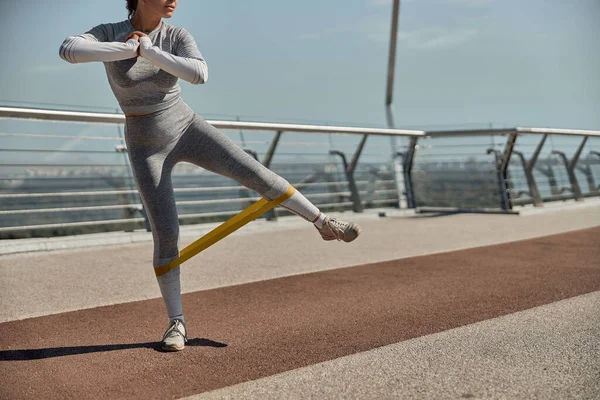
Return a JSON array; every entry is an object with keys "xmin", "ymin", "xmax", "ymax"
[
  {"xmin": 59, "ymin": 23, "xmax": 139, "ymax": 64},
  {"xmin": 60, "ymin": 37, "xmax": 139, "ymax": 63},
  {"xmin": 138, "ymin": 30, "xmax": 208, "ymax": 85}
]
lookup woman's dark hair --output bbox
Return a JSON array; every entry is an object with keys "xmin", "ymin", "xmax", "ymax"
[{"xmin": 126, "ymin": 0, "xmax": 138, "ymax": 19}]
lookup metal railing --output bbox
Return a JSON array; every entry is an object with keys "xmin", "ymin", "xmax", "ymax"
[
  {"xmin": 0, "ymin": 107, "xmax": 422, "ymax": 237},
  {"xmin": 1, "ymin": 106, "xmax": 599, "ymax": 238}
]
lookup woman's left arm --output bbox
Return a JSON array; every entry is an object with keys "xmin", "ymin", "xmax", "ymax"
[{"xmin": 138, "ymin": 29, "xmax": 208, "ymax": 85}]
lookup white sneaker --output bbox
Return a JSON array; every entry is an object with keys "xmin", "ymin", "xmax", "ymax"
[
  {"xmin": 161, "ymin": 319, "xmax": 187, "ymax": 352},
  {"xmin": 316, "ymin": 216, "xmax": 362, "ymax": 242}
]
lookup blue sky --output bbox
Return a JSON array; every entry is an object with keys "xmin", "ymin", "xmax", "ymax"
[{"xmin": 1, "ymin": 0, "xmax": 599, "ymax": 129}]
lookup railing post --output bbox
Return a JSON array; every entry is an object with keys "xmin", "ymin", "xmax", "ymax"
[
  {"xmin": 487, "ymin": 149, "xmax": 505, "ymax": 209},
  {"xmin": 403, "ymin": 137, "xmax": 418, "ymax": 209},
  {"xmin": 263, "ymin": 130, "xmax": 282, "ymax": 169},
  {"xmin": 576, "ymin": 155, "xmax": 598, "ymax": 194},
  {"xmin": 589, "ymin": 151, "xmax": 600, "ymax": 192},
  {"xmin": 552, "ymin": 151, "xmax": 580, "ymax": 198},
  {"xmin": 244, "ymin": 131, "xmax": 283, "ymax": 221},
  {"xmin": 348, "ymin": 134, "xmax": 368, "ymax": 173},
  {"xmin": 551, "ymin": 136, "xmax": 588, "ymax": 201},
  {"xmin": 262, "ymin": 130, "xmax": 283, "ymax": 221},
  {"xmin": 512, "ymin": 152, "xmax": 531, "ymax": 201},
  {"xmin": 395, "ymin": 137, "xmax": 418, "ymax": 209},
  {"xmin": 535, "ymin": 159, "xmax": 561, "ymax": 196},
  {"xmin": 488, "ymin": 132, "xmax": 517, "ymax": 210},
  {"xmin": 512, "ymin": 134, "xmax": 546, "ymax": 206},
  {"xmin": 328, "ymin": 150, "xmax": 360, "ymax": 212},
  {"xmin": 330, "ymin": 141, "xmax": 365, "ymax": 213},
  {"xmin": 392, "ymin": 153, "xmax": 406, "ymax": 209},
  {"xmin": 525, "ymin": 134, "xmax": 546, "ymax": 206},
  {"xmin": 500, "ymin": 133, "xmax": 518, "ymax": 210}
]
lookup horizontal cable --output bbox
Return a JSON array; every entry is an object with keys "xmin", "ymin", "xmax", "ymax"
[
  {"xmin": 272, "ymin": 170, "xmax": 342, "ymax": 175},
  {"xmin": 176, "ymin": 210, "xmax": 244, "ymax": 220},
  {"xmin": 0, "ymin": 180, "xmax": 395, "ymax": 199},
  {"xmin": 178, "ymin": 190, "xmax": 357, "ymax": 206},
  {"xmin": 415, "ymin": 153, "xmax": 494, "ymax": 158},
  {"xmin": 0, "ymin": 132, "xmax": 124, "ymax": 141},
  {"xmin": 370, "ymin": 189, "xmax": 400, "ymax": 195},
  {"xmin": 416, "ymin": 143, "xmax": 504, "ymax": 149},
  {"xmin": 175, "ymin": 197, "xmax": 260, "ymax": 206},
  {"xmin": 373, "ymin": 180, "xmax": 396, "ymax": 186},
  {"xmin": 0, "ymin": 185, "xmax": 244, "ymax": 199},
  {"xmin": 0, "ymin": 203, "xmax": 142, "ymax": 215},
  {"xmin": 0, "ymin": 181, "xmax": 356, "ymax": 199},
  {"xmin": 296, "ymin": 181, "xmax": 348, "ymax": 188},
  {"xmin": 0, "ymin": 176, "xmax": 135, "ymax": 182},
  {"xmin": 367, "ymin": 199, "xmax": 398, "ymax": 205},
  {"xmin": 1, "ymin": 163, "xmax": 128, "ymax": 168},
  {"xmin": 1, "ymin": 173, "xmax": 294, "ymax": 181},
  {"xmin": 261, "ymin": 152, "xmax": 383, "ymax": 157},
  {"xmin": 307, "ymin": 201, "xmax": 354, "ymax": 208},
  {"xmin": 305, "ymin": 192, "xmax": 350, "ymax": 199},
  {"xmin": 0, "ymin": 217, "xmax": 146, "ymax": 232},
  {"xmin": 1, "ymin": 188, "xmax": 366, "ymax": 214},
  {"xmin": 2, "ymin": 197, "xmax": 260, "ymax": 214},
  {"xmin": 1, "ymin": 148, "xmax": 122, "ymax": 154},
  {"xmin": 414, "ymin": 170, "xmax": 496, "ymax": 174},
  {"xmin": 232, "ymin": 140, "xmax": 270, "ymax": 145}
]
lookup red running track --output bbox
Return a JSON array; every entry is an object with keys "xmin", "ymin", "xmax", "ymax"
[{"xmin": 1, "ymin": 227, "xmax": 599, "ymax": 399}]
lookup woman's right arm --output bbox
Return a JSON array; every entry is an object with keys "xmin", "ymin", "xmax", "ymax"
[{"xmin": 59, "ymin": 24, "xmax": 139, "ymax": 64}]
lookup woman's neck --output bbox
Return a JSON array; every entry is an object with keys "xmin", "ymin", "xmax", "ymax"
[{"xmin": 130, "ymin": 12, "xmax": 162, "ymax": 33}]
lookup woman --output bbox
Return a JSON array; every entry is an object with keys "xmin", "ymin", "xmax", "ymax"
[{"xmin": 59, "ymin": 0, "xmax": 361, "ymax": 352}]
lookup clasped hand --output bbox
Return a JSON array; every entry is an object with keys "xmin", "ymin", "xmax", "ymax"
[{"xmin": 125, "ymin": 31, "xmax": 149, "ymax": 56}]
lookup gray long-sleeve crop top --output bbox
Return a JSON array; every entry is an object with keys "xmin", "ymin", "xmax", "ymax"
[{"xmin": 59, "ymin": 20, "xmax": 208, "ymax": 115}]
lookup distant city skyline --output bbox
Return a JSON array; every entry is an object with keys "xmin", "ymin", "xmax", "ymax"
[{"xmin": 1, "ymin": 0, "xmax": 599, "ymax": 129}]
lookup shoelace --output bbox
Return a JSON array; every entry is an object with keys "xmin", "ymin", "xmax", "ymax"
[
  {"xmin": 327, "ymin": 218, "xmax": 347, "ymax": 240},
  {"xmin": 164, "ymin": 320, "xmax": 186, "ymax": 340}
]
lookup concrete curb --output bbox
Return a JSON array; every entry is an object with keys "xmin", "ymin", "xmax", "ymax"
[
  {"xmin": 515, "ymin": 196, "xmax": 600, "ymax": 216},
  {"xmin": 2, "ymin": 198, "xmax": 598, "ymax": 256}
]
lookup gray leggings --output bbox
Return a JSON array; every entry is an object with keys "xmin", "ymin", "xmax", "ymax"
[{"xmin": 125, "ymin": 99, "xmax": 289, "ymax": 267}]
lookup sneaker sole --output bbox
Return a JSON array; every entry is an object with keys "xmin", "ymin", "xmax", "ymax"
[
  {"xmin": 343, "ymin": 224, "xmax": 362, "ymax": 243},
  {"xmin": 161, "ymin": 343, "xmax": 185, "ymax": 352}
]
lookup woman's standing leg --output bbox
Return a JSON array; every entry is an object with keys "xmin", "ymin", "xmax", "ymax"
[{"xmin": 125, "ymin": 118, "xmax": 188, "ymax": 352}]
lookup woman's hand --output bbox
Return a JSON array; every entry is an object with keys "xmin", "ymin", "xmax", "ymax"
[
  {"xmin": 125, "ymin": 31, "xmax": 149, "ymax": 41},
  {"xmin": 125, "ymin": 31, "xmax": 149, "ymax": 56}
]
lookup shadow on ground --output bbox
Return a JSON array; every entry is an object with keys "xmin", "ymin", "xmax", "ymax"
[{"xmin": 0, "ymin": 338, "xmax": 227, "ymax": 360}]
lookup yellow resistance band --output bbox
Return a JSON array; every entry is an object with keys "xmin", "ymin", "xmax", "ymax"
[{"xmin": 154, "ymin": 185, "xmax": 296, "ymax": 277}]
